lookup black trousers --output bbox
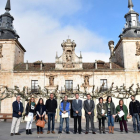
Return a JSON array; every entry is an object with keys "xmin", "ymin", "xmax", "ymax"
[
  {"xmin": 74, "ymin": 116, "xmax": 81, "ymax": 133},
  {"xmin": 98, "ymin": 117, "xmax": 106, "ymax": 127}
]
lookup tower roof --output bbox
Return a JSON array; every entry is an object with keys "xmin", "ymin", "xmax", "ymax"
[{"xmin": 5, "ymin": 0, "xmax": 11, "ymax": 11}]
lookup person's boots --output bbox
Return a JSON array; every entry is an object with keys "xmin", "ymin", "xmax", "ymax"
[
  {"xmin": 26, "ymin": 130, "xmax": 29, "ymax": 135},
  {"xmin": 29, "ymin": 129, "xmax": 32, "ymax": 134},
  {"xmin": 111, "ymin": 126, "xmax": 114, "ymax": 134},
  {"xmin": 99, "ymin": 126, "xmax": 102, "ymax": 134},
  {"xmin": 103, "ymin": 126, "xmax": 106, "ymax": 134},
  {"xmin": 108, "ymin": 126, "xmax": 111, "ymax": 134}
]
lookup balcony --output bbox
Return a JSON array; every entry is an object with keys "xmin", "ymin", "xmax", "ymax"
[{"xmin": 61, "ymin": 87, "xmax": 79, "ymax": 94}]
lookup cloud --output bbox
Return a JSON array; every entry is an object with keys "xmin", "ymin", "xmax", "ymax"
[{"xmin": 0, "ymin": 0, "xmax": 110, "ymax": 63}]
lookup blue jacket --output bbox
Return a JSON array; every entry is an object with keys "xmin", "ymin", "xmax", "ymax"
[
  {"xmin": 59, "ymin": 101, "xmax": 70, "ymax": 116},
  {"xmin": 12, "ymin": 101, "xmax": 24, "ymax": 118}
]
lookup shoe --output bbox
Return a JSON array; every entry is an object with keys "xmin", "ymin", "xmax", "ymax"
[
  {"xmin": 103, "ymin": 131, "xmax": 106, "ymax": 134},
  {"xmin": 126, "ymin": 131, "xmax": 128, "ymax": 133},
  {"xmin": 92, "ymin": 132, "xmax": 96, "ymax": 134},
  {"xmin": 40, "ymin": 132, "xmax": 43, "ymax": 134},
  {"xmin": 26, "ymin": 130, "xmax": 29, "ymax": 135},
  {"xmin": 120, "ymin": 130, "xmax": 123, "ymax": 133},
  {"xmin": 37, "ymin": 132, "xmax": 39, "ymax": 134},
  {"xmin": 52, "ymin": 131, "xmax": 55, "ymax": 134},
  {"xmin": 66, "ymin": 132, "xmax": 70, "ymax": 134},
  {"xmin": 10, "ymin": 133, "xmax": 14, "ymax": 136},
  {"xmin": 79, "ymin": 132, "xmax": 81, "ymax": 134},
  {"xmin": 47, "ymin": 131, "xmax": 50, "ymax": 134},
  {"xmin": 29, "ymin": 129, "xmax": 32, "ymax": 135},
  {"xmin": 138, "ymin": 131, "xmax": 140, "ymax": 133},
  {"xmin": 85, "ymin": 132, "xmax": 88, "ymax": 134},
  {"xmin": 133, "ymin": 131, "xmax": 137, "ymax": 133},
  {"xmin": 58, "ymin": 131, "xmax": 62, "ymax": 134},
  {"xmin": 73, "ymin": 132, "xmax": 77, "ymax": 134},
  {"xmin": 15, "ymin": 133, "xmax": 21, "ymax": 135}
]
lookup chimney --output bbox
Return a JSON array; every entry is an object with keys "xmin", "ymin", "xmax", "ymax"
[
  {"xmin": 40, "ymin": 61, "xmax": 43, "ymax": 70},
  {"xmin": 26, "ymin": 60, "xmax": 28, "ymax": 70},
  {"xmin": 95, "ymin": 60, "xmax": 97, "ymax": 69},
  {"xmin": 109, "ymin": 60, "xmax": 112, "ymax": 69}
]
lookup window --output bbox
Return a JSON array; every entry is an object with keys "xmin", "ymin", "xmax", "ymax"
[
  {"xmin": 100, "ymin": 79, "xmax": 107, "ymax": 91},
  {"xmin": 65, "ymin": 80, "xmax": 73, "ymax": 92},
  {"xmin": 31, "ymin": 80, "xmax": 38, "ymax": 93}
]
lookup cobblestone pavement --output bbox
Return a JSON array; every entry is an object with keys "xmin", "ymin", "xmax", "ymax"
[{"xmin": 0, "ymin": 119, "xmax": 139, "ymax": 140}]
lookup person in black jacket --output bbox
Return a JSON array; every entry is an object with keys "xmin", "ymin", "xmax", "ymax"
[
  {"xmin": 36, "ymin": 98, "xmax": 46, "ymax": 134},
  {"xmin": 46, "ymin": 93, "xmax": 57, "ymax": 134},
  {"xmin": 10, "ymin": 95, "xmax": 23, "ymax": 136},
  {"xmin": 129, "ymin": 95, "xmax": 140, "ymax": 133},
  {"xmin": 25, "ymin": 97, "xmax": 36, "ymax": 135}
]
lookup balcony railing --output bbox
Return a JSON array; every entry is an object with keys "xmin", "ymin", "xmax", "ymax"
[{"xmin": 61, "ymin": 87, "xmax": 78, "ymax": 94}]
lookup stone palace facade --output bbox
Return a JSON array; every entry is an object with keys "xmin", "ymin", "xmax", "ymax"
[{"xmin": 0, "ymin": 0, "xmax": 140, "ymax": 118}]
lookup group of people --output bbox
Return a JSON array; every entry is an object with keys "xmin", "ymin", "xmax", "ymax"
[{"xmin": 10, "ymin": 93, "xmax": 140, "ymax": 136}]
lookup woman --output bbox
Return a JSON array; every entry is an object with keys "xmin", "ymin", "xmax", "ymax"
[
  {"xmin": 105, "ymin": 96, "xmax": 116, "ymax": 134},
  {"xmin": 97, "ymin": 97, "xmax": 107, "ymax": 134},
  {"xmin": 36, "ymin": 98, "xmax": 46, "ymax": 134},
  {"xmin": 25, "ymin": 97, "xmax": 36, "ymax": 135},
  {"xmin": 116, "ymin": 100, "xmax": 128, "ymax": 133}
]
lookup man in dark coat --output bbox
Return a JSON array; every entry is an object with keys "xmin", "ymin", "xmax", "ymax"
[
  {"xmin": 10, "ymin": 95, "xmax": 23, "ymax": 136},
  {"xmin": 129, "ymin": 95, "xmax": 140, "ymax": 133},
  {"xmin": 84, "ymin": 94, "xmax": 96, "ymax": 134},
  {"xmin": 46, "ymin": 93, "xmax": 57, "ymax": 134}
]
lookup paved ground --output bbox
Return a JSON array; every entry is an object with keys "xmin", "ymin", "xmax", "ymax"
[{"xmin": 0, "ymin": 119, "xmax": 140, "ymax": 140}]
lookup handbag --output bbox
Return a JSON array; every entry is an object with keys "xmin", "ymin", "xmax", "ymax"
[
  {"xmin": 36, "ymin": 118, "xmax": 45, "ymax": 128},
  {"xmin": 25, "ymin": 116, "xmax": 32, "ymax": 122}
]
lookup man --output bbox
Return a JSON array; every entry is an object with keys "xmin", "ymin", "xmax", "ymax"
[
  {"xmin": 46, "ymin": 93, "xmax": 57, "ymax": 134},
  {"xmin": 72, "ymin": 93, "xmax": 82, "ymax": 134},
  {"xmin": 58, "ymin": 95, "xmax": 70, "ymax": 134},
  {"xmin": 84, "ymin": 94, "xmax": 96, "ymax": 134},
  {"xmin": 129, "ymin": 95, "xmax": 140, "ymax": 133},
  {"xmin": 10, "ymin": 95, "xmax": 24, "ymax": 136}
]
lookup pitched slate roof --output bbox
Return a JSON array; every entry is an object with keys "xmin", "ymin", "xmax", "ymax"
[{"xmin": 14, "ymin": 62, "xmax": 124, "ymax": 72}]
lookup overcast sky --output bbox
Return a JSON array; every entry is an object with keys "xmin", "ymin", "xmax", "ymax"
[{"xmin": 0, "ymin": 0, "xmax": 140, "ymax": 63}]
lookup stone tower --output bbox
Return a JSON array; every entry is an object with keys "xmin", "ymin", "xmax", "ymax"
[
  {"xmin": 0, "ymin": 0, "xmax": 26, "ymax": 72},
  {"xmin": 109, "ymin": 0, "xmax": 140, "ymax": 70}
]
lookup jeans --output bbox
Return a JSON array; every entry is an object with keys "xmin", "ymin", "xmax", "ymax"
[
  {"xmin": 132, "ymin": 113, "xmax": 140, "ymax": 131},
  {"xmin": 26, "ymin": 112, "xmax": 34, "ymax": 129},
  {"xmin": 59, "ymin": 116, "xmax": 69, "ymax": 132},
  {"xmin": 108, "ymin": 115, "xmax": 114, "ymax": 126},
  {"xmin": 48, "ymin": 113, "xmax": 55, "ymax": 131}
]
